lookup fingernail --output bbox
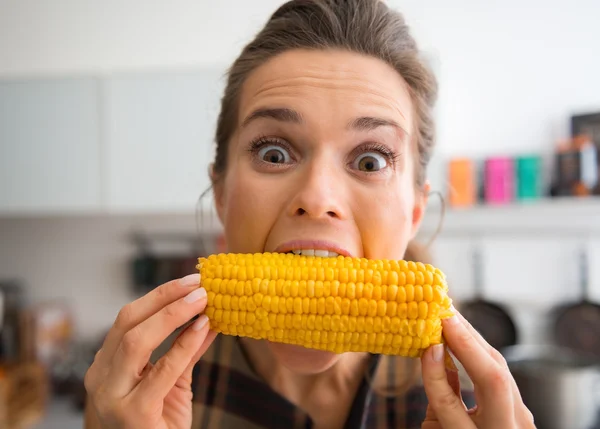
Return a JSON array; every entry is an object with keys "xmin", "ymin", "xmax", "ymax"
[
  {"xmin": 467, "ymin": 404, "xmax": 478, "ymax": 415},
  {"xmin": 180, "ymin": 273, "xmax": 200, "ymax": 287},
  {"xmin": 192, "ymin": 314, "xmax": 209, "ymax": 331},
  {"xmin": 445, "ymin": 314, "xmax": 460, "ymax": 326},
  {"xmin": 432, "ymin": 344, "xmax": 444, "ymax": 362},
  {"xmin": 184, "ymin": 287, "xmax": 207, "ymax": 303}
]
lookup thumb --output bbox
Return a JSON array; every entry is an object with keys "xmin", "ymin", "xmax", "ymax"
[
  {"xmin": 423, "ymin": 347, "xmax": 462, "ymax": 423},
  {"xmin": 421, "ymin": 344, "xmax": 474, "ymax": 428}
]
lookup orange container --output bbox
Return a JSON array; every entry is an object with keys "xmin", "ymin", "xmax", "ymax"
[{"xmin": 448, "ymin": 158, "xmax": 477, "ymax": 207}]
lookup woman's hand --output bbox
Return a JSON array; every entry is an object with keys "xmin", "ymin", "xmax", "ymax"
[
  {"xmin": 84, "ymin": 274, "xmax": 217, "ymax": 429},
  {"xmin": 420, "ymin": 308, "xmax": 536, "ymax": 428}
]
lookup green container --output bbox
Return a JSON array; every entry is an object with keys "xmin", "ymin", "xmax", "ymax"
[{"xmin": 516, "ymin": 156, "xmax": 541, "ymax": 200}]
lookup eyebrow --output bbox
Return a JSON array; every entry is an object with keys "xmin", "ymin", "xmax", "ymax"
[
  {"xmin": 348, "ymin": 116, "xmax": 407, "ymax": 134},
  {"xmin": 241, "ymin": 107, "xmax": 304, "ymax": 128},
  {"xmin": 241, "ymin": 108, "xmax": 407, "ymax": 136}
]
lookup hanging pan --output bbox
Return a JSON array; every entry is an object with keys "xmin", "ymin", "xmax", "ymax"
[
  {"xmin": 552, "ymin": 244, "xmax": 600, "ymax": 360},
  {"xmin": 459, "ymin": 244, "xmax": 518, "ymax": 351}
]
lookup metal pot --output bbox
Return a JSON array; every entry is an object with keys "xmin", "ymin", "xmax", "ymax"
[{"xmin": 503, "ymin": 345, "xmax": 600, "ymax": 429}]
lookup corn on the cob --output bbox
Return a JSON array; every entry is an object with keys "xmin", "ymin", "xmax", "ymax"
[{"xmin": 196, "ymin": 252, "xmax": 453, "ymax": 357}]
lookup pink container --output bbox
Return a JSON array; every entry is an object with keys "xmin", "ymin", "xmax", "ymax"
[{"xmin": 484, "ymin": 157, "xmax": 514, "ymax": 204}]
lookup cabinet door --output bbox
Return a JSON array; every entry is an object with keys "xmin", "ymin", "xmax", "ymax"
[
  {"xmin": 105, "ymin": 69, "xmax": 224, "ymax": 212},
  {"xmin": 0, "ymin": 78, "xmax": 102, "ymax": 214}
]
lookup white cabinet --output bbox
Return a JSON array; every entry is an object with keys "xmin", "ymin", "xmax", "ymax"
[
  {"xmin": 104, "ymin": 69, "xmax": 224, "ymax": 213},
  {"xmin": 0, "ymin": 78, "xmax": 102, "ymax": 214}
]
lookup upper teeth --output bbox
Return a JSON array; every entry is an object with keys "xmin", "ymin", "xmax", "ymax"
[{"xmin": 291, "ymin": 249, "xmax": 339, "ymax": 257}]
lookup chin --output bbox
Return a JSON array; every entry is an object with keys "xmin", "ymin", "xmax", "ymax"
[{"xmin": 267, "ymin": 342, "xmax": 342, "ymax": 374}]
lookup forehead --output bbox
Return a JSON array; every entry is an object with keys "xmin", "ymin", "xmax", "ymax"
[{"xmin": 238, "ymin": 49, "xmax": 414, "ymax": 132}]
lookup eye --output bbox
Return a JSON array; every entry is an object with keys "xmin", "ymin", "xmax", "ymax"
[
  {"xmin": 257, "ymin": 145, "xmax": 291, "ymax": 164},
  {"xmin": 353, "ymin": 152, "xmax": 388, "ymax": 172}
]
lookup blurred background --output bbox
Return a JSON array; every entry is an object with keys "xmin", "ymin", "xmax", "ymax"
[{"xmin": 1, "ymin": 1, "xmax": 599, "ymax": 428}]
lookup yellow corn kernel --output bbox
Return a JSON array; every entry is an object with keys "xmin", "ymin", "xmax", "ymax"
[{"xmin": 197, "ymin": 252, "xmax": 453, "ymax": 357}]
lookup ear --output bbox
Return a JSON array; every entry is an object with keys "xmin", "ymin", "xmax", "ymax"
[
  {"xmin": 209, "ymin": 163, "xmax": 226, "ymax": 225},
  {"xmin": 410, "ymin": 180, "xmax": 430, "ymax": 239}
]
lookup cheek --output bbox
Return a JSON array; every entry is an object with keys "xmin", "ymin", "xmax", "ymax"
[
  {"xmin": 221, "ymin": 166, "xmax": 287, "ymax": 253},
  {"xmin": 222, "ymin": 171, "xmax": 264, "ymax": 252},
  {"xmin": 356, "ymin": 177, "xmax": 416, "ymax": 260}
]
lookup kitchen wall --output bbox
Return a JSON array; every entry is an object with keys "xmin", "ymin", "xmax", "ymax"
[
  {"xmin": 0, "ymin": 214, "xmax": 200, "ymax": 340},
  {"xmin": 2, "ymin": 0, "xmax": 600, "ymax": 346},
  {"xmin": 2, "ymin": 0, "xmax": 600, "ymax": 160}
]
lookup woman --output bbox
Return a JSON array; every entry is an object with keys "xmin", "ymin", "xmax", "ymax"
[{"xmin": 84, "ymin": 1, "xmax": 535, "ymax": 428}]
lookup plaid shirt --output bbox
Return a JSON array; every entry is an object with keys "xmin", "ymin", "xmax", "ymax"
[{"xmin": 191, "ymin": 334, "xmax": 475, "ymax": 429}]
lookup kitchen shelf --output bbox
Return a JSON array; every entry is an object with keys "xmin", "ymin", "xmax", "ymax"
[{"xmin": 420, "ymin": 196, "xmax": 600, "ymax": 236}]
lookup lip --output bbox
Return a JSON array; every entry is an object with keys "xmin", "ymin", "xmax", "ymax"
[{"xmin": 273, "ymin": 240, "xmax": 354, "ymax": 257}]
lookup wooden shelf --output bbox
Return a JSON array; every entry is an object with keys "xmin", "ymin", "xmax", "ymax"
[{"xmin": 420, "ymin": 196, "xmax": 600, "ymax": 237}]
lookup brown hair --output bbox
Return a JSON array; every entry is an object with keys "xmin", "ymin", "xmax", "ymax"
[
  {"xmin": 212, "ymin": 0, "xmax": 438, "ymax": 186},
  {"xmin": 211, "ymin": 0, "xmax": 439, "ymax": 395}
]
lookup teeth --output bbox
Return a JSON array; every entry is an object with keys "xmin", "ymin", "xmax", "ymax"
[{"xmin": 290, "ymin": 249, "xmax": 340, "ymax": 257}]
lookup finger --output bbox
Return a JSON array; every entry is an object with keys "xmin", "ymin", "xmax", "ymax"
[
  {"xmin": 421, "ymin": 344, "xmax": 476, "ymax": 428},
  {"xmin": 442, "ymin": 314, "xmax": 502, "ymax": 384},
  {"xmin": 178, "ymin": 330, "xmax": 218, "ymax": 388},
  {"xmin": 423, "ymin": 348, "xmax": 467, "ymax": 423},
  {"xmin": 452, "ymin": 309, "xmax": 505, "ymax": 367},
  {"xmin": 421, "ymin": 416, "xmax": 442, "ymax": 429},
  {"xmin": 517, "ymin": 405, "xmax": 536, "ymax": 427},
  {"xmin": 446, "ymin": 361, "xmax": 462, "ymax": 398},
  {"xmin": 442, "ymin": 314, "xmax": 515, "ymax": 426},
  {"xmin": 132, "ymin": 315, "xmax": 212, "ymax": 404},
  {"xmin": 105, "ymin": 286, "xmax": 208, "ymax": 397},
  {"xmin": 423, "ymin": 405, "xmax": 437, "ymax": 423},
  {"xmin": 509, "ymin": 377, "xmax": 533, "ymax": 426},
  {"xmin": 84, "ymin": 351, "xmax": 105, "ymax": 394},
  {"xmin": 102, "ymin": 273, "xmax": 201, "ymax": 360},
  {"xmin": 453, "ymin": 309, "xmax": 527, "ymax": 416}
]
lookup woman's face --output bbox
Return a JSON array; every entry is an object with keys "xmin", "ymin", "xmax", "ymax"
[{"xmin": 213, "ymin": 49, "xmax": 428, "ymax": 374}]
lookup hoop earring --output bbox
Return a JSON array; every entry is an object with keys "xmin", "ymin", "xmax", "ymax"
[
  {"xmin": 424, "ymin": 189, "xmax": 446, "ymax": 249},
  {"xmin": 195, "ymin": 186, "xmax": 216, "ymax": 255}
]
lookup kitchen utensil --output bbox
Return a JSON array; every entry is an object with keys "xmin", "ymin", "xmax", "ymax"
[
  {"xmin": 504, "ymin": 344, "xmax": 600, "ymax": 429},
  {"xmin": 459, "ymin": 245, "xmax": 518, "ymax": 350},
  {"xmin": 552, "ymin": 244, "xmax": 600, "ymax": 359}
]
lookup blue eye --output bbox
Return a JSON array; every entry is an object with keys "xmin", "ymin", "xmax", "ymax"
[
  {"xmin": 258, "ymin": 145, "xmax": 291, "ymax": 164},
  {"xmin": 353, "ymin": 152, "xmax": 387, "ymax": 172}
]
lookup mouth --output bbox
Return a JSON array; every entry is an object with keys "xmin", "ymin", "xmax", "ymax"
[{"xmin": 274, "ymin": 240, "xmax": 353, "ymax": 258}]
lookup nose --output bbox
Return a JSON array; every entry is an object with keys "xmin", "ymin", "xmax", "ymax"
[{"xmin": 287, "ymin": 163, "xmax": 347, "ymax": 220}]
